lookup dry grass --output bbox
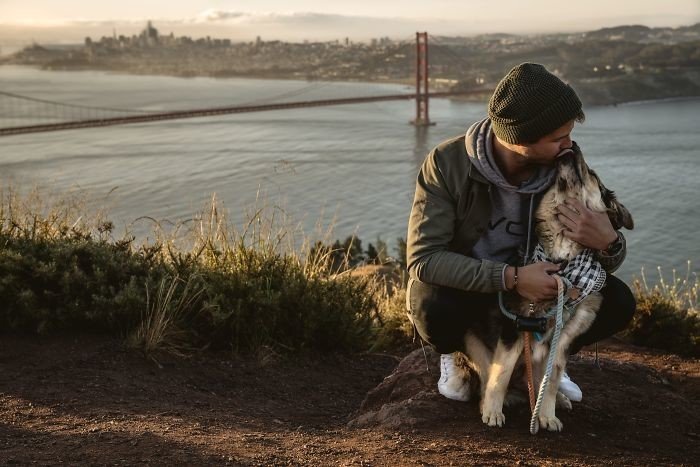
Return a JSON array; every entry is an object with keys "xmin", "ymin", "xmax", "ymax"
[
  {"xmin": 628, "ymin": 262, "xmax": 699, "ymax": 356},
  {"xmin": 127, "ymin": 274, "xmax": 206, "ymax": 357},
  {"xmin": 0, "ymin": 185, "xmax": 112, "ymax": 241},
  {"xmin": 637, "ymin": 262, "xmax": 698, "ymax": 313}
]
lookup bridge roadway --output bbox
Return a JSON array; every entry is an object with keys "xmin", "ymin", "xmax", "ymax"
[{"xmin": 0, "ymin": 90, "xmax": 489, "ymax": 136}]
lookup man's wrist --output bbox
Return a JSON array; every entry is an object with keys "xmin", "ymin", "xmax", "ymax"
[
  {"xmin": 601, "ymin": 231, "xmax": 623, "ymax": 256},
  {"xmin": 503, "ymin": 265, "xmax": 517, "ymax": 291}
]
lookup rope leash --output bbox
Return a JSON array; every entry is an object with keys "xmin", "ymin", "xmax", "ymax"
[
  {"xmin": 523, "ymin": 331, "xmax": 536, "ymax": 412},
  {"xmin": 529, "ymin": 275, "xmax": 567, "ymax": 435}
]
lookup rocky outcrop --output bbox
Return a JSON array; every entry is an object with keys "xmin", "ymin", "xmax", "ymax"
[{"xmin": 348, "ymin": 348, "xmax": 478, "ymax": 429}]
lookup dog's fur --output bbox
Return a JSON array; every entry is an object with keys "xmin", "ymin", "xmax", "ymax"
[{"xmin": 460, "ymin": 149, "xmax": 633, "ymax": 432}]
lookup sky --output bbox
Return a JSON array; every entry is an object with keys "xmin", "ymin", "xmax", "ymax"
[{"xmin": 1, "ymin": 0, "xmax": 699, "ymax": 47}]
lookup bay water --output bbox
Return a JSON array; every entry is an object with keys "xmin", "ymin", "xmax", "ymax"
[{"xmin": 1, "ymin": 65, "xmax": 698, "ymax": 283}]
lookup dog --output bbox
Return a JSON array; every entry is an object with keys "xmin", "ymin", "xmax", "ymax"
[{"xmin": 461, "ymin": 146, "xmax": 634, "ymax": 432}]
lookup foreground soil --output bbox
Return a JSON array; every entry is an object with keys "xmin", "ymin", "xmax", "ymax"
[{"xmin": 1, "ymin": 335, "xmax": 698, "ymax": 466}]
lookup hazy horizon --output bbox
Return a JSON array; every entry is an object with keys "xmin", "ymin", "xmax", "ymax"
[{"xmin": 1, "ymin": 0, "xmax": 699, "ymax": 52}]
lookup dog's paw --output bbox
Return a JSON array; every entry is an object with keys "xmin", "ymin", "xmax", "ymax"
[
  {"xmin": 481, "ymin": 410, "xmax": 506, "ymax": 427},
  {"xmin": 538, "ymin": 414, "xmax": 564, "ymax": 432},
  {"xmin": 556, "ymin": 391, "xmax": 573, "ymax": 411}
]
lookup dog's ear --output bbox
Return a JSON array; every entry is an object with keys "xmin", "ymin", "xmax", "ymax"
[
  {"xmin": 606, "ymin": 196, "xmax": 634, "ymax": 230},
  {"xmin": 591, "ymin": 169, "xmax": 634, "ymax": 230}
]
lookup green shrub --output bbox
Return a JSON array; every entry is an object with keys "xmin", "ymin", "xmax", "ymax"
[
  {"xmin": 189, "ymin": 251, "xmax": 378, "ymax": 352},
  {"xmin": 0, "ymin": 188, "xmax": 163, "ymax": 333},
  {"xmin": 626, "ymin": 264, "xmax": 699, "ymax": 357},
  {"xmin": 0, "ymin": 187, "xmax": 410, "ymax": 355},
  {"xmin": 165, "ymin": 199, "xmax": 381, "ymax": 352},
  {"xmin": 0, "ymin": 233, "xmax": 160, "ymax": 334}
]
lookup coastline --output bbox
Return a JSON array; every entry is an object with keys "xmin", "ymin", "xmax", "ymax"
[
  {"xmin": 0, "ymin": 62, "xmax": 416, "ymax": 91},
  {"xmin": 612, "ymin": 95, "xmax": 700, "ymax": 107},
  {"xmin": 3, "ymin": 63, "xmax": 699, "ymax": 107}
]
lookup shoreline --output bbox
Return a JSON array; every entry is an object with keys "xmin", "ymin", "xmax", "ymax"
[
  {"xmin": 4, "ymin": 63, "xmax": 700, "ymax": 107},
  {"xmin": 612, "ymin": 95, "xmax": 700, "ymax": 107},
  {"xmin": 0, "ymin": 62, "xmax": 414, "ymax": 88}
]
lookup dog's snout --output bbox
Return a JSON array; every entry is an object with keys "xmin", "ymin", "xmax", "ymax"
[{"xmin": 556, "ymin": 150, "xmax": 576, "ymax": 170}]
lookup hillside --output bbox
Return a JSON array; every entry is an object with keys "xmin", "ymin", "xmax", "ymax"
[{"xmin": 1, "ymin": 336, "xmax": 697, "ymax": 465}]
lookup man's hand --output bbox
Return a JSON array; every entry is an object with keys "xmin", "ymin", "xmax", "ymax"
[
  {"xmin": 555, "ymin": 198, "xmax": 617, "ymax": 251},
  {"xmin": 506, "ymin": 262, "xmax": 561, "ymax": 302}
]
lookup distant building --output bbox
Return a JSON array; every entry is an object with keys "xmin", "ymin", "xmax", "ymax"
[{"xmin": 140, "ymin": 21, "xmax": 159, "ymax": 47}]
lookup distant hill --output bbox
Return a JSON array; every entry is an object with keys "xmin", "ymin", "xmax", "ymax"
[
  {"xmin": 582, "ymin": 23, "xmax": 700, "ymax": 43},
  {"xmin": 3, "ymin": 22, "xmax": 700, "ymax": 106}
]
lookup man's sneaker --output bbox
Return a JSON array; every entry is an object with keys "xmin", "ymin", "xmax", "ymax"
[
  {"xmin": 558, "ymin": 372, "xmax": 582, "ymax": 402},
  {"xmin": 437, "ymin": 353, "xmax": 470, "ymax": 402}
]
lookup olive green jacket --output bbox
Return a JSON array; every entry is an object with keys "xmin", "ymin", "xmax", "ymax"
[{"xmin": 406, "ymin": 134, "xmax": 626, "ymax": 293}]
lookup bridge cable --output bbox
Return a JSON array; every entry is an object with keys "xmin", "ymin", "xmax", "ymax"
[{"xmin": 0, "ymin": 90, "xmax": 158, "ymax": 115}]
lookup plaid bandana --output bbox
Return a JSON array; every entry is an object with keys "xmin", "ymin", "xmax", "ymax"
[{"xmin": 531, "ymin": 243, "xmax": 607, "ymax": 307}]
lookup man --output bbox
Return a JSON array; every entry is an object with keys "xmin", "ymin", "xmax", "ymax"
[{"xmin": 406, "ymin": 63, "xmax": 635, "ymax": 403}]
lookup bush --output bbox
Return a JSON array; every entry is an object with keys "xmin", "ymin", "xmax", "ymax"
[
  {"xmin": 626, "ymin": 264, "xmax": 699, "ymax": 357},
  {"xmin": 0, "ymin": 188, "xmax": 162, "ymax": 334},
  {"xmin": 0, "ymin": 187, "xmax": 412, "ymax": 355},
  {"xmin": 0, "ymin": 233, "xmax": 161, "ymax": 334},
  {"xmin": 192, "ymin": 251, "xmax": 378, "ymax": 352}
]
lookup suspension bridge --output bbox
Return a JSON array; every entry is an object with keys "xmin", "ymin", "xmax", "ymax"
[{"xmin": 0, "ymin": 33, "xmax": 490, "ymax": 137}]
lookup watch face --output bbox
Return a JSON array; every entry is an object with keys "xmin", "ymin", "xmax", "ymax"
[{"xmin": 608, "ymin": 235, "xmax": 623, "ymax": 254}]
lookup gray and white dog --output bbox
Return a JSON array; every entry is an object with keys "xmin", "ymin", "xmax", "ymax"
[{"xmin": 461, "ymin": 147, "xmax": 634, "ymax": 432}]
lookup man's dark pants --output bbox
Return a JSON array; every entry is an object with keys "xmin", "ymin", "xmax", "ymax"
[{"xmin": 408, "ymin": 275, "xmax": 636, "ymax": 355}]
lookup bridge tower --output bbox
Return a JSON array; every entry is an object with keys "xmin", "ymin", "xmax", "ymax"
[{"xmin": 412, "ymin": 32, "xmax": 434, "ymax": 126}]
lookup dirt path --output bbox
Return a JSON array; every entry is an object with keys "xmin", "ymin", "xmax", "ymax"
[{"xmin": 1, "ymin": 336, "xmax": 698, "ymax": 466}]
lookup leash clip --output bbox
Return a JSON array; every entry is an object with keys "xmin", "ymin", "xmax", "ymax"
[{"xmin": 515, "ymin": 316, "xmax": 548, "ymax": 333}]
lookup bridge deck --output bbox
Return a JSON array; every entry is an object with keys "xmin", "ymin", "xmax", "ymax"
[{"xmin": 0, "ymin": 90, "xmax": 489, "ymax": 136}]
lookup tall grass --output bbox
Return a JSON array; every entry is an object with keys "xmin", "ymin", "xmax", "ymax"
[
  {"xmin": 127, "ymin": 274, "xmax": 206, "ymax": 356},
  {"xmin": 0, "ymin": 186, "xmax": 412, "ymax": 354}
]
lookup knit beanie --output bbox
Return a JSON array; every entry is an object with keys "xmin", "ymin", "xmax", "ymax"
[{"xmin": 488, "ymin": 63, "xmax": 582, "ymax": 144}]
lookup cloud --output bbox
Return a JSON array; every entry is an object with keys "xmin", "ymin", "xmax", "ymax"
[
  {"xmin": 194, "ymin": 9, "xmax": 248, "ymax": 23},
  {"xmin": 191, "ymin": 10, "xmax": 412, "ymax": 25}
]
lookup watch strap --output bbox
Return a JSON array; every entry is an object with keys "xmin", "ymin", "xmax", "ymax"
[{"xmin": 602, "ymin": 231, "xmax": 623, "ymax": 256}]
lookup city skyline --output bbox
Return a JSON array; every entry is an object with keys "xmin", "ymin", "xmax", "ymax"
[{"xmin": 1, "ymin": 0, "xmax": 699, "ymax": 48}]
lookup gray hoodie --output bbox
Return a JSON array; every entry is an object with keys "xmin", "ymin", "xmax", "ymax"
[{"xmin": 466, "ymin": 118, "xmax": 556, "ymax": 264}]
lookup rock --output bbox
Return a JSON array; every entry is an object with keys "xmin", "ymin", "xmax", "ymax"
[{"xmin": 348, "ymin": 348, "xmax": 478, "ymax": 429}]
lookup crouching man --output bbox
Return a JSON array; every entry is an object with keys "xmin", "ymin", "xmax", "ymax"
[{"xmin": 405, "ymin": 63, "xmax": 636, "ymax": 402}]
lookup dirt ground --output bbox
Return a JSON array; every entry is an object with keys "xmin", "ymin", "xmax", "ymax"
[{"xmin": 0, "ymin": 335, "xmax": 698, "ymax": 466}]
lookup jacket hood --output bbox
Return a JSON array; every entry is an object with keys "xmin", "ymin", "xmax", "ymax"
[{"xmin": 465, "ymin": 117, "xmax": 556, "ymax": 194}]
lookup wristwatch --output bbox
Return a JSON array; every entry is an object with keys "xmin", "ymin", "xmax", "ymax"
[{"xmin": 602, "ymin": 232, "xmax": 623, "ymax": 256}]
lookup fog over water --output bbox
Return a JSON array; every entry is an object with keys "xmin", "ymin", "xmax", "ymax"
[{"xmin": 1, "ymin": 65, "xmax": 698, "ymax": 283}]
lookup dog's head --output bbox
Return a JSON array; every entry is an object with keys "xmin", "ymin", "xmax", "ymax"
[{"xmin": 555, "ymin": 144, "xmax": 634, "ymax": 230}]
